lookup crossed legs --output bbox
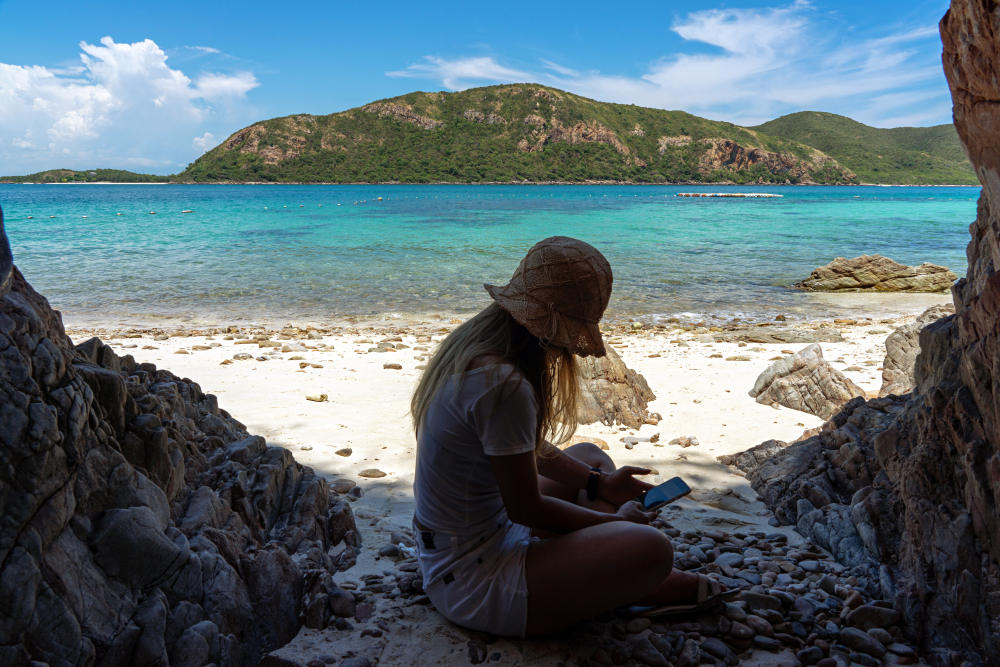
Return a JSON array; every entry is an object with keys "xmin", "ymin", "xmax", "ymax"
[{"xmin": 525, "ymin": 442, "xmax": 699, "ymax": 635}]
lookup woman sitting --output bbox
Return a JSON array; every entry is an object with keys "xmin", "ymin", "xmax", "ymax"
[{"xmin": 411, "ymin": 236, "xmax": 728, "ymax": 637}]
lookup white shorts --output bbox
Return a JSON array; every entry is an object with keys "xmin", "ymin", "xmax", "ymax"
[{"xmin": 415, "ymin": 518, "xmax": 534, "ymax": 638}]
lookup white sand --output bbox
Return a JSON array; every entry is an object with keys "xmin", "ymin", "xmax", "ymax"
[{"xmin": 70, "ymin": 301, "xmax": 944, "ymax": 664}]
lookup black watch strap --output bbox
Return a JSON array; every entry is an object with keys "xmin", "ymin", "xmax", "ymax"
[{"xmin": 586, "ymin": 467, "xmax": 601, "ymax": 501}]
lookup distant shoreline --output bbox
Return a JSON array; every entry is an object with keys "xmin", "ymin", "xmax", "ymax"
[{"xmin": 0, "ymin": 181, "xmax": 981, "ymax": 187}]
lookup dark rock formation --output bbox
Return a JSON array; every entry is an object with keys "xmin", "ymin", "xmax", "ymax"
[
  {"xmin": 794, "ymin": 255, "xmax": 957, "ymax": 292},
  {"xmin": 742, "ymin": 4, "xmax": 1000, "ymax": 662},
  {"xmin": 0, "ymin": 204, "xmax": 358, "ymax": 666},
  {"xmin": 749, "ymin": 344, "xmax": 865, "ymax": 419},
  {"xmin": 711, "ymin": 327, "xmax": 843, "ymax": 344},
  {"xmin": 716, "ymin": 438, "xmax": 788, "ymax": 473},
  {"xmin": 879, "ymin": 304, "xmax": 955, "ymax": 397},
  {"xmin": 577, "ymin": 346, "xmax": 655, "ymax": 429}
]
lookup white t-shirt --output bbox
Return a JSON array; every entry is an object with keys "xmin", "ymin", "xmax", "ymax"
[{"xmin": 413, "ymin": 363, "xmax": 538, "ymax": 538}]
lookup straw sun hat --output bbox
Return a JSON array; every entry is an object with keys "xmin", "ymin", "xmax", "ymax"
[{"xmin": 484, "ymin": 236, "xmax": 613, "ymax": 358}]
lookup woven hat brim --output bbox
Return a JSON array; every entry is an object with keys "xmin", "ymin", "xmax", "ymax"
[{"xmin": 485, "ymin": 283, "xmax": 607, "ymax": 358}]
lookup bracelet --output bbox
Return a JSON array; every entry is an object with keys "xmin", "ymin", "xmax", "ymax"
[{"xmin": 586, "ymin": 467, "xmax": 601, "ymax": 501}]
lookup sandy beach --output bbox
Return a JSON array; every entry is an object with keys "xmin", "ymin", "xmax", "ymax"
[{"xmin": 63, "ymin": 295, "xmax": 948, "ymax": 665}]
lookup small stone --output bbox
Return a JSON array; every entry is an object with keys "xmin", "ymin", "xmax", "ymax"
[
  {"xmin": 383, "ymin": 363, "xmax": 402, "ymax": 370},
  {"xmin": 625, "ymin": 617, "xmax": 651, "ymax": 634},
  {"xmin": 796, "ymin": 646, "xmax": 824, "ymax": 665},
  {"xmin": 174, "ymin": 349, "xmax": 190, "ymax": 355},
  {"xmin": 332, "ymin": 479, "xmax": 357, "ymax": 494},
  {"xmin": 358, "ymin": 469, "xmax": 387, "ymax": 479},
  {"xmin": 335, "ymin": 448, "xmax": 353, "ymax": 457},
  {"xmin": 723, "ymin": 602, "xmax": 747, "ymax": 622},
  {"xmin": 845, "ymin": 604, "xmax": 900, "ymax": 630},
  {"xmin": 700, "ymin": 637, "xmax": 734, "ymax": 661},
  {"xmin": 305, "ymin": 393, "xmax": 329, "ymax": 402},
  {"xmin": 744, "ymin": 614, "xmax": 773, "ymax": 636},
  {"xmin": 742, "ymin": 592, "xmax": 782, "ymax": 612},
  {"xmin": 868, "ymin": 628, "xmax": 892, "ymax": 645},
  {"xmin": 378, "ymin": 545, "xmax": 400, "ymax": 559},
  {"xmin": 839, "ymin": 627, "xmax": 885, "ymax": 658},
  {"xmin": 729, "ymin": 620, "xmax": 753, "ymax": 639},
  {"xmin": 887, "ymin": 642, "xmax": 916, "ymax": 657},
  {"xmin": 628, "ymin": 634, "xmax": 668, "ymax": 667},
  {"xmin": 715, "ymin": 552, "xmax": 743, "ymax": 569},
  {"xmin": 753, "ymin": 635, "xmax": 782, "ymax": 650},
  {"xmin": 818, "ymin": 574, "xmax": 837, "ymax": 594},
  {"xmin": 233, "ymin": 352, "xmax": 253, "ymax": 360}
]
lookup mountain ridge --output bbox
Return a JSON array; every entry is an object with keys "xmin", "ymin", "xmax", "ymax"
[{"xmin": 0, "ymin": 85, "xmax": 977, "ymax": 185}]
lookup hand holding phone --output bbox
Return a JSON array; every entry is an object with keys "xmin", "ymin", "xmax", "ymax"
[{"xmin": 639, "ymin": 476, "xmax": 691, "ymax": 510}]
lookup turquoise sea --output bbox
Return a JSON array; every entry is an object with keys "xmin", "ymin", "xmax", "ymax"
[{"xmin": 0, "ymin": 184, "xmax": 980, "ymax": 328}]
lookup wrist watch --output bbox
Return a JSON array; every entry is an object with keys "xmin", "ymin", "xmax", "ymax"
[{"xmin": 586, "ymin": 467, "xmax": 601, "ymax": 501}]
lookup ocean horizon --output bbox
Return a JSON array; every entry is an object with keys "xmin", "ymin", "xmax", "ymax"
[{"xmin": 1, "ymin": 183, "xmax": 979, "ymax": 328}]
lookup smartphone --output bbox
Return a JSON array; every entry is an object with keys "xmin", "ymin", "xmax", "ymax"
[{"xmin": 640, "ymin": 477, "xmax": 692, "ymax": 510}]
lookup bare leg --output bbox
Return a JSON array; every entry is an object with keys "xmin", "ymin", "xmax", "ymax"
[{"xmin": 525, "ymin": 522, "xmax": 704, "ymax": 635}]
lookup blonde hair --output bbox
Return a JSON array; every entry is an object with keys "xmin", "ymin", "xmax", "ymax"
[{"xmin": 411, "ymin": 303, "xmax": 579, "ymax": 452}]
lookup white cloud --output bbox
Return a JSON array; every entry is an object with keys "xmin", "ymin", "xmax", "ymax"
[
  {"xmin": 0, "ymin": 36, "xmax": 258, "ymax": 174},
  {"xmin": 388, "ymin": 2, "xmax": 950, "ymax": 127},
  {"xmin": 388, "ymin": 56, "xmax": 532, "ymax": 90},
  {"xmin": 193, "ymin": 131, "xmax": 216, "ymax": 151}
]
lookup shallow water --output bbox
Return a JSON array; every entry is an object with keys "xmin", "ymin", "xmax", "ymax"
[{"xmin": 0, "ymin": 184, "xmax": 979, "ymax": 327}]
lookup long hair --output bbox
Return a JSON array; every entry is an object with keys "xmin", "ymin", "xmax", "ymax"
[{"xmin": 410, "ymin": 302, "xmax": 579, "ymax": 452}]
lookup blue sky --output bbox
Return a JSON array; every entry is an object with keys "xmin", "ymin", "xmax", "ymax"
[{"xmin": 0, "ymin": 0, "xmax": 954, "ymax": 174}]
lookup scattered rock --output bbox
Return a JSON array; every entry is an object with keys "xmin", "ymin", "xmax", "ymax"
[
  {"xmin": 668, "ymin": 436, "xmax": 699, "ymax": 448},
  {"xmin": 749, "ymin": 344, "xmax": 864, "ymax": 419},
  {"xmin": 383, "ymin": 363, "xmax": 402, "ymax": 370},
  {"xmin": 358, "ymin": 469, "xmax": 387, "ymax": 479},
  {"xmin": 335, "ymin": 448, "xmax": 353, "ymax": 457},
  {"xmin": 713, "ymin": 328, "xmax": 844, "ymax": 344},
  {"xmin": 793, "ymin": 255, "xmax": 957, "ymax": 292},
  {"xmin": 306, "ymin": 393, "xmax": 329, "ymax": 402},
  {"xmin": 577, "ymin": 346, "xmax": 656, "ymax": 429}
]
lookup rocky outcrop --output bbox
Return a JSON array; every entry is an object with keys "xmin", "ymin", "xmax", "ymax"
[
  {"xmin": 518, "ymin": 117, "xmax": 630, "ymax": 156},
  {"xmin": 743, "ymin": 4, "xmax": 1000, "ymax": 662},
  {"xmin": 879, "ymin": 304, "xmax": 955, "ymax": 396},
  {"xmin": 749, "ymin": 344, "xmax": 866, "ymax": 419},
  {"xmin": 712, "ymin": 326, "xmax": 843, "ymax": 344},
  {"xmin": 462, "ymin": 109, "xmax": 506, "ymax": 124},
  {"xmin": 696, "ymin": 138, "xmax": 854, "ymax": 183},
  {"xmin": 577, "ymin": 347, "xmax": 655, "ymax": 429},
  {"xmin": 794, "ymin": 255, "xmax": 957, "ymax": 292},
  {"xmin": 0, "ymin": 206, "xmax": 358, "ymax": 666},
  {"xmin": 716, "ymin": 438, "xmax": 788, "ymax": 473},
  {"xmin": 362, "ymin": 102, "xmax": 443, "ymax": 129}
]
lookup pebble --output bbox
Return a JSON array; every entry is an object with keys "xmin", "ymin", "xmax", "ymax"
[
  {"xmin": 839, "ymin": 627, "xmax": 886, "ymax": 658},
  {"xmin": 715, "ymin": 552, "xmax": 743, "ymax": 569},
  {"xmin": 305, "ymin": 393, "xmax": 328, "ymax": 402},
  {"xmin": 625, "ymin": 617, "xmax": 651, "ymax": 634},
  {"xmin": 335, "ymin": 448, "xmax": 353, "ymax": 457},
  {"xmin": 753, "ymin": 635, "xmax": 782, "ymax": 650},
  {"xmin": 383, "ymin": 363, "xmax": 402, "ymax": 370},
  {"xmin": 358, "ymin": 468, "xmax": 387, "ymax": 479},
  {"xmin": 331, "ymin": 479, "xmax": 356, "ymax": 494},
  {"xmin": 845, "ymin": 604, "xmax": 900, "ymax": 630}
]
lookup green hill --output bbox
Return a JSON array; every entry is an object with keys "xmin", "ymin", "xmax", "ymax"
[
  {"xmin": 0, "ymin": 168, "xmax": 168, "ymax": 184},
  {"xmin": 1, "ymin": 86, "xmax": 976, "ymax": 185},
  {"xmin": 178, "ymin": 84, "xmax": 856, "ymax": 185},
  {"xmin": 751, "ymin": 111, "xmax": 976, "ymax": 184}
]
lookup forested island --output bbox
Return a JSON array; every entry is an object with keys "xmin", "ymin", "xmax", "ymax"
[{"xmin": 1, "ymin": 84, "xmax": 977, "ymax": 185}]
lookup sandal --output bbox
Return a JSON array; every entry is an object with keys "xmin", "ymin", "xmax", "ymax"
[{"xmin": 627, "ymin": 573, "xmax": 740, "ymax": 619}]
